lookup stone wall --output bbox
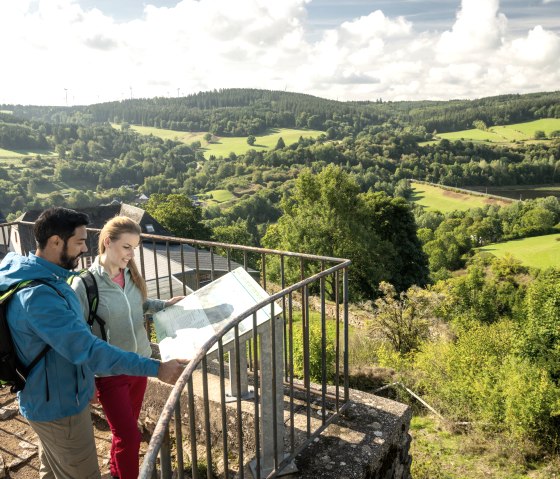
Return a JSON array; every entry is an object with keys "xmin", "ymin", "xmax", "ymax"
[{"xmin": 138, "ymin": 374, "xmax": 412, "ymax": 478}]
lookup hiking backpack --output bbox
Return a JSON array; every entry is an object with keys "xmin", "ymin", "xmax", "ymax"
[
  {"xmin": 73, "ymin": 270, "xmax": 107, "ymax": 341},
  {"xmin": 0, "ymin": 280, "xmax": 62, "ymax": 393}
]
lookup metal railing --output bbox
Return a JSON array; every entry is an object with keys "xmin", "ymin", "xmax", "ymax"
[{"xmin": 0, "ymin": 221, "xmax": 351, "ymax": 479}]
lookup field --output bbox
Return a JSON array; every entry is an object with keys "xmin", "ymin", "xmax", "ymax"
[
  {"xmin": 465, "ymin": 184, "xmax": 560, "ymax": 200},
  {"xmin": 202, "ymin": 128, "xmax": 324, "ymax": 158},
  {"xmin": 478, "ymin": 233, "xmax": 560, "ymax": 269},
  {"xmin": 410, "ymin": 182, "xmax": 512, "ymax": 213},
  {"xmin": 431, "ymin": 118, "xmax": 560, "ymax": 145},
  {"xmin": 204, "ymin": 189, "xmax": 236, "ymax": 206},
  {"xmin": 124, "ymin": 124, "xmax": 324, "ymax": 158},
  {"xmin": 122, "ymin": 124, "xmax": 207, "ymax": 144},
  {"xmin": 0, "ymin": 147, "xmax": 56, "ymax": 161}
]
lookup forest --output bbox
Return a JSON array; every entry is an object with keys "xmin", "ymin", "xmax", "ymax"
[{"xmin": 1, "ymin": 88, "xmax": 560, "ymax": 477}]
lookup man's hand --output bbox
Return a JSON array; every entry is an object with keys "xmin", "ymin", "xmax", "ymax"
[{"xmin": 157, "ymin": 359, "xmax": 189, "ymax": 384}]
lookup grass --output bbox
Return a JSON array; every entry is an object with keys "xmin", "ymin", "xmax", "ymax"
[
  {"xmin": 0, "ymin": 147, "xmax": 56, "ymax": 160},
  {"xmin": 433, "ymin": 118, "xmax": 560, "ymax": 145},
  {"xmin": 122, "ymin": 123, "xmax": 324, "ymax": 159},
  {"xmin": 202, "ymin": 128, "xmax": 324, "ymax": 158},
  {"xmin": 117, "ymin": 123, "xmax": 207, "ymax": 144},
  {"xmin": 410, "ymin": 181, "xmax": 512, "ymax": 213},
  {"xmin": 410, "ymin": 415, "xmax": 560, "ymax": 479},
  {"xmin": 478, "ymin": 233, "xmax": 560, "ymax": 269},
  {"xmin": 204, "ymin": 189, "xmax": 236, "ymax": 205}
]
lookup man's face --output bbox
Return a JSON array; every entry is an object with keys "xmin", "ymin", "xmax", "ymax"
[{"xmin": 59, "ymin": 226, "xmax": 88, "ymax": 270}]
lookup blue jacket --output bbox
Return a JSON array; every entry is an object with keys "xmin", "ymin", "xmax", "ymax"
[{"xmin": 0, "ymin": 252, "xmax": 160, "ymax": 422}]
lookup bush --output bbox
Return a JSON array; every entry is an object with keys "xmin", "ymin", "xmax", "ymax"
[{"xmin": 292, "ymin": 314, "xmax": 337, "ymax": 383}]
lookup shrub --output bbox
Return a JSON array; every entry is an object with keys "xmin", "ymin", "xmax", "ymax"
[{"xmin": 291, "ymin": 314, "xmax": 337, "ymax": 383}]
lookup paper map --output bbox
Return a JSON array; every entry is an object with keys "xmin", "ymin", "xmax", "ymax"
[{"xmin": 153, "ymin": 267, "xmax": 281, "ymax": 360}]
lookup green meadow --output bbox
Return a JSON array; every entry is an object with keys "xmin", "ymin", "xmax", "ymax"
[
  {"xmin": 433, "ymin": 118, "xmax": 560, "ymax": 144},
  {"xmin": 124, "ymin": 124, "xmax": 324, "ymax": 158},
  {"xmin": 119, "ymin": 124, "xmax": 207, "ymax": 144},
  {"xmin": 204, "ymin": 189, "xmax": 236, "ymax": 206},
  {"xmin": 478, "ymin": 233, "xmax": 560, "ymax": 269},
  {"xmin": 411, "ymin": 182, "xmax": 512, "ymax": 213},
  {"xmin": 202, "ymin": 128, "xmax": 324, "ymax": 158},
  {"xmin": 0, "ymin": 147, "xmax": 56, "ymax": 161}
]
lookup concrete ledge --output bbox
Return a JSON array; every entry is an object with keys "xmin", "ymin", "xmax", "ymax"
[{"xmin": 139, "ymin": 373, "xmax": 411, "ymax": 478}]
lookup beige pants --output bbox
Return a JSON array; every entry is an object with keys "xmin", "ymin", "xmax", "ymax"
[{"xmin": 28, "ymin": 406, "xmax": 101, "ymax": 479}]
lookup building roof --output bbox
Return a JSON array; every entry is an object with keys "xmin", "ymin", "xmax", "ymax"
[
  {"xmin": 11, "ymin": 204, "xmax": 170, "ymax": 256},
  {"xmin": 143, "ymin": 243, "xmax": 256, "ymax": 275}
]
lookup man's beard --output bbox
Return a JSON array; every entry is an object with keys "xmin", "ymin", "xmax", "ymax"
[{"xmin": 59, "ymin": 242, "xmax": 82, "ymax": 270}]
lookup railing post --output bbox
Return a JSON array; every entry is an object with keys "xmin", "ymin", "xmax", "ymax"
[
  {"xmin": 250, "ymin": 317, "xmax": 297, "ymax": 477},
  {"xmin": 227, "ymin": 340, "xmax": 251, "ymax": 400}
]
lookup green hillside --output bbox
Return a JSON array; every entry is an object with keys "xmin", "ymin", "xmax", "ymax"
[
  {"xmin": 410, "ymin": 182, "xmax": 512, "ymax": 213},
  {"xmin": 478, "ymin": 233, "xmax": 560, "ymax": 269},
  {"xmin": 435, "ymin": 118, "xmax": 560, "ymax": 144},
  {"xmin": 126, "ymin": 124, "xmax": 324, "ymax": 158}
]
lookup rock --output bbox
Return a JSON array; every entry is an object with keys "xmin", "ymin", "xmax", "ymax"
[
  {"xmin": 8, "ymin": 448, "xmax": 37, "ymax": 469},
  {"xmin": 0, "ymin": 406, "xmax": 18, "ymax": 421}
]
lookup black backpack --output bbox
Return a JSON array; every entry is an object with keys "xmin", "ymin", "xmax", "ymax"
[
  {"xmin": 0, "ymin": 280, "xmax": 63, "ymax": 393},
  {"xmin": 74, "ymin": 270, "xmax": 107, "ymax": 341}
]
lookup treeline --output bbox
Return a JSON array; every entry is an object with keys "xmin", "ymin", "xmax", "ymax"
[{"xmin": 4, "ymin": 88, "xmax": 560, "ymax": 136}]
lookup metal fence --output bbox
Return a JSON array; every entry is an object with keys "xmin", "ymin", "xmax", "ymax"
[{"xmin": 0, "ymin": 221, "xmax": 351, "ymax": 479}]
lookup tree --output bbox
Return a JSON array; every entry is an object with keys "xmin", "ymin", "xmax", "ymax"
[
  {"xmin": 274, "ymin": 137, "xmax": 285, "ymax": 150},
  {"xmin": 144, "ymin": 193, "xmax": 211, "ymax": 240},
  {"xmin": 534, "ymin": 130, "xmax": 546, "ymax": 140},
  {"xmin": 370, "ymin": 282, "xmax": 441, "ymax": 354},
  {"xmin": 473, "ymin": 119, "xmax": 488, "ymax": 131},
  {"xmin": 247, "ymin": 135, "xmax": 256, "ymax": 146},
  {"xmin": 262, "ymin": 165, "xmax": 427, "ymax": 300},
  {"xmin": 204, "ymin": 133, "xmax": 213, "ymax": 143},
  {"xmin": 518, "ymin": 268, "xmax": 560, "ymax": 380}
]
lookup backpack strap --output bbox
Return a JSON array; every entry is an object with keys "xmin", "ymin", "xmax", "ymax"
[
  {"xmin": 78, "ymin": 271, "xmax": 107, "ymax": 342},
  {"xmin": 10, "ymin": 279, "xmax": 67, "ymax": 397}
]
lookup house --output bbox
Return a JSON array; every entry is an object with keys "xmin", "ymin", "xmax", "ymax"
[{"xmin": 1, "ymin": 204, "xmax": 258, "ymax": 299}]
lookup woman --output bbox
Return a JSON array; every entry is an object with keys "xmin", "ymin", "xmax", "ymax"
[{"xmin": 72, "ymin": 216, "xmax": 184, "ymax": 479}]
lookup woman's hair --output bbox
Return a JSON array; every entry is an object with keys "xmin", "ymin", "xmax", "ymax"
[{"xmin": 98, "ymin": 215, "xmax": 147, "ymax": 300}]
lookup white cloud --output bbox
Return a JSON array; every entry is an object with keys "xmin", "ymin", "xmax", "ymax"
[
  {"xmin": 436, "ymin": 0, "xmax": 507, "ymax": 62},
  {"xmin": 0, "ymin": 0, "xmax": 559, "ymax": 105}
]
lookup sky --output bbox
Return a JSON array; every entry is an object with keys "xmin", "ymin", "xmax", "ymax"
[{"xmin": 0, "ymin": 0, "xmax": 559, "ymax": 106}]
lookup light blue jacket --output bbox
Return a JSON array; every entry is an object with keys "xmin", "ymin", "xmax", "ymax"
[
  {"xmin": 0, "ymin": 252, "xmax": 160, "ymax": 422},
  {"xmin": 71, "ymin": 257, "xmax": 166, "ymax": 362}
]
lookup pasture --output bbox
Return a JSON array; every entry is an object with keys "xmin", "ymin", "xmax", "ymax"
[
  {"xmin": 465, "ymin": 184, "xmax": 560, "ymax": 201},
  {"xmin": 204, "ymin": 189, "xmax": 236, "ymax": 206},
  {"xmin": 410, "ymin": 182, "xmax": 512, "ymax": 213},
  {"xmin": 0, "ymin": 147, "xmax": 56, "ymax": 161},
  {"xmin": 202, "ymin": 128, "xmax": 324, "ymax": 158},
  {"xmin": 434, "ymin": 118, "xmax": 560, "ymax": 144},
  {"xmin": 120, "ymin": 124, "xmax": 207, "ymax": 144},
  {"xmin": 123, "ymin": 124, "xmax": 324, "ymax": 158},
  {"xmin": 478, "ymin": 233, "xmax": 560, "ymax": 269}
]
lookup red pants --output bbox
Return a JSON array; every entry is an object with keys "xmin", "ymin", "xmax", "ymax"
[{"xmin": 96, "ymin": 375, "xmax": 148, "ymax": 479}]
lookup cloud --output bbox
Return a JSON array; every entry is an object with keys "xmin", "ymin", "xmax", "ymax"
[
  {"xmin": 0, "ymin": 0, "xmax": 559, "ymax": 105},
  {"xmin": 436, "ymin": 0, "xmax": 507, "ymax": 61}
]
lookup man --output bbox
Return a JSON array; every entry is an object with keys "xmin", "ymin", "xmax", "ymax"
[{"xmin": 0, "ymin": 207, "xmax": 186, "ymax": 479}]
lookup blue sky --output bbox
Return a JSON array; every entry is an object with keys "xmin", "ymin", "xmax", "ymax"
[{"xmin": 1, "ymin": 0, "xmax": 559, "ymax": 105}]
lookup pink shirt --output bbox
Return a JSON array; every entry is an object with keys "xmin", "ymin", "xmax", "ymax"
[{"xmin": 112, "ymin": 269, "xmax": 125, "ymax": 288}]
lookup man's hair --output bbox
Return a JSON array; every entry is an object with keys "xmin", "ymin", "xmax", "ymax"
[{"xmin": 33, "ymin": 207, "xmax": 90, "ymax": 249}]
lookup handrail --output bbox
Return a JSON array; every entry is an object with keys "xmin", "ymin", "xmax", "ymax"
[
  {"xmin": 139, "ymin": 260, "xmax": 350, "ymax": 478},
  {"xmin": 1, "ymin": 220, "xmax": 351, "ymax": 479}
]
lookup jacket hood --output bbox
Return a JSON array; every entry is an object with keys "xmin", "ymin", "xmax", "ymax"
[{"xmin": 0, "ymin": 252, "xmax": 75, "ymax": 292}]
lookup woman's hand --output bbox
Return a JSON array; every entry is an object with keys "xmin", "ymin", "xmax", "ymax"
[{"xmin": 164, "ymin": 296, "xmax": 185, "ymax": 308}]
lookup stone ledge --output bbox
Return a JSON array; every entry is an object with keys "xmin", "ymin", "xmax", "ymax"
[{"xmin": 139, "ymin": 374, "xmax": 411, "ymax": 478}]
